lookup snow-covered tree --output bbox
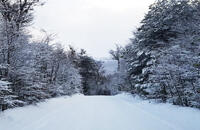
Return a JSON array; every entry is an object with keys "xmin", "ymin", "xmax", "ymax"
[
  {"xmin": 0, "ymin": 80, "xmax": 23, "ymax": 111},
  {"xmin": 77, "ymin": 54, "xmax": 107, "ymax": 95},
  {"xmin": 0, "ymin": 0, "xmax": 87, "ymax": 111},
  {"xmin": 121, "ymin": 0, "xmax": 200, "ymax": 108},
  {"xmin": 109, "ymin": 44, "xmax": 123, "ymax": 71}
]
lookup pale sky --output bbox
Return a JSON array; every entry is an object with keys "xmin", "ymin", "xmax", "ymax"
[{"xmin": 34, "ymin": 0, "xmax": 155, "ymax": 58}]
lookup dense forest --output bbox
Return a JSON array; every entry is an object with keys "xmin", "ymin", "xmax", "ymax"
[
  {"xmin": 0, "ymin": 0, "xmax": 109, "ymax": 111},
  {"xmin": 111, "ymin": 0, "xmax": 200, "ymax": 108},
  {"xmin": 0, "ymin": 0, "xmax": 200, "ymax": 111}
]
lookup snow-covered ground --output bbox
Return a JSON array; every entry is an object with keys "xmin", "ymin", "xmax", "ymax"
[{"xmin": 0, "ymin": 94, "xmax": 200, "ymax": 130}]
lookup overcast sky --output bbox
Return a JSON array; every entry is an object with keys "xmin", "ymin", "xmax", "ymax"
[{"xmin": 34, "ymin": 0, "xmax": 155, "ymax": 58}]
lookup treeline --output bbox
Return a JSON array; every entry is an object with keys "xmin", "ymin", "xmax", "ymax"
[
  {"xmin": 111, "ymin": 0, "xmax": 200, "ymax": 108},
  {"xmin": 0, "ymin": 0, "xmax": 108, "ymax": 111},
  {"xmin": 1, "ymin": 0, "xmax": 200, "ymax": 111}
]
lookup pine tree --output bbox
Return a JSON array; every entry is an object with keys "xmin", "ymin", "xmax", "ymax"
[{"xmin": 122, "ymin": 0, "xmax": 200, "ymax": 108}]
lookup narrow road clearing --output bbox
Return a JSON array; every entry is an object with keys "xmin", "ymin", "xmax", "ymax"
[{"xmin": 0, "ymin": 94, "xmax": 200, "ymax": 130}]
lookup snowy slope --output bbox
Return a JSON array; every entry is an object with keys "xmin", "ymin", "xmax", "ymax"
[{"xmin": 0, "ymin": 94, "xmax": 200, "ymax": 130}]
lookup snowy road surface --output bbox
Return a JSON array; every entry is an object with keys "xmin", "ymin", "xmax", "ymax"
[{"xmin": 0, "ymin": 94, "xmax": 200, "ymax": 130}]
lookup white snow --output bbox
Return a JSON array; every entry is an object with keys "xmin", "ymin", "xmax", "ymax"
[
  {"xmin": 0, "ymin": 94, "xmax": 200, "ymax": 130},
  {"xmin": 0, "ymin": 80, "xmax": 11, "ymax": 86}
]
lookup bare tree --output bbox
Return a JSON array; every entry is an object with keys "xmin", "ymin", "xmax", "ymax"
[
  {"xmin": 0, "ymin": 0, "xmax": 42, "ymax": 65},
  {"xmin": 109, "ymin": 44, "xmax": 123, "ymax": 71}
]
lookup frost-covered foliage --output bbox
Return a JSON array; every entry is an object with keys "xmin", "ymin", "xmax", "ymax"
[
  {"xmin": 0, "ymin": 0, "xmax": 107, "ymax": 110},
  {"xmin": 0, "ymin": 0, "xmax": 84, "ymax": 111},
  {"xmin": 0, "ymin": 80, "xmax": 23, "ymax": 111},
  {"xmin": 121, "ymin": 0, "xmax": 200, "ymax": 108},
  {"xmin": 107, "ymin": 45, "xmax": 131, "ymax": 95},
  {"xmin": 69, "ymin": 48, "xmax": 108, "ymax": 95}
]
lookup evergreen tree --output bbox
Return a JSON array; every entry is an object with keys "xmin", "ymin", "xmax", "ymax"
[{"xmin": 122, "ymin": 0, "xmax": 200, "ymax": 108}]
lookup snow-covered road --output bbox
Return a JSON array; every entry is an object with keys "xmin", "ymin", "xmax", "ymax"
[{"xmin": 0, "ymin": 94, "xmax": 200, "ymax": 130}]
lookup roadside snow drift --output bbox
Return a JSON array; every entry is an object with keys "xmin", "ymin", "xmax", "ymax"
[{"xmin": 0, "ymin": 94, "xmax": 200, "ymax": 130}]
